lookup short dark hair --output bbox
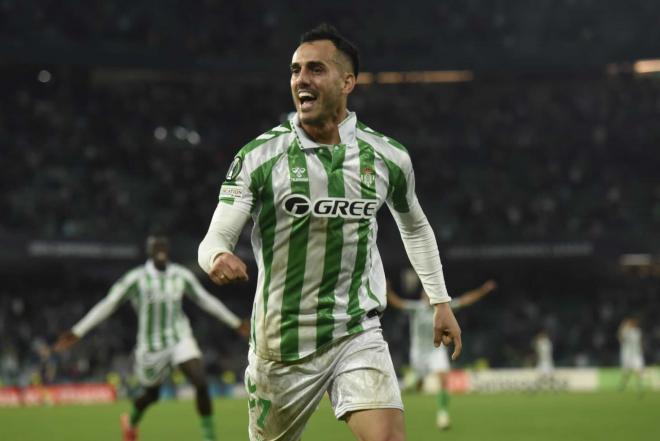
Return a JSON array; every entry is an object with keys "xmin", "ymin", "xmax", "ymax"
[
  {"xmin": 146, "ymin": 234, "xmax": 169, "ymax": 252},
  {"xmin": 300, "ymin": 23, "xmax": 360, "ymax": 77}
]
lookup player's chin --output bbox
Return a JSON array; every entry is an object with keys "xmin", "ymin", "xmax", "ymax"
[{"xmin": 298, "ymin": 111, "xmax": 322, "ymax": 126}]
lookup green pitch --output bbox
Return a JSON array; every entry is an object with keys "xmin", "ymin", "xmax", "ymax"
[{"xmin": 1, "ymin": 391, "xmax": 658, "ymax": 441}]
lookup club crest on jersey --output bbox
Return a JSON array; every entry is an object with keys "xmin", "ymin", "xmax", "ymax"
[
  {"xmin": 283, "ymin": 194, "xmax": 377, "ymax": 219},
  {"xmin": 290, "ymin": 166, "xmax": 308, "ymax": 182},
  {"xmin": 226, "ymin": 156, "xmax": 243, "ymax": 181},
  {"xmin": 361, "ymin": 166, "xmax": 376, "ymax": 187}
]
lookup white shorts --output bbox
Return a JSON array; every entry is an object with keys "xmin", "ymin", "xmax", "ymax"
[
  {"xmin": 410, "ymin": 345, "xmax": 450, "ymax": 378},
  {"xmin": 621, "ymin": 354, "xmax": 644, "ymax": 371},
  {"xmin": 245, "ymin": 327, "xmax": 403, "ymax": 441},
  {"xmin": 134, "ymin": 337, "xmax": 202, "ymax": 386},
  {"xmin": 537, "ymin": 360, "xmax": 554, "ymax": 375}
]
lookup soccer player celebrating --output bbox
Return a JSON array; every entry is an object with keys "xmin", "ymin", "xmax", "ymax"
[
  {"xmin": 198, "ymin": 23, "xmax": 462, "ymax": 441},
  {"xmin": 54, "ymin": 235, "xmax": 249, "ymax": 441},
  {"xmin": 387, "ymin": 278, "xmax": 496, "ymax": 430},
  {"xmin": 618, "ymin": 316, "xmax": 645, "ymax": 393}
]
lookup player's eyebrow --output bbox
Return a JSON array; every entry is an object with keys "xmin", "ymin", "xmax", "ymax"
[{"xmin": 290, "ymin": 60, "xmax": 328, "ymax": 71}]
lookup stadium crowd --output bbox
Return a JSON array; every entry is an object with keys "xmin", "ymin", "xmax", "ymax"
[
  {"xmin": 2, "ymin": 0, "xmax": 659, "ymax": 68},
  {"xmin": 2, "ymin": 69, "xmax": 659, "ymax": 244}
]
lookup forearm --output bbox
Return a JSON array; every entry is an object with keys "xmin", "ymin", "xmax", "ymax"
[
  {"xmin": 386, "ymin": 292, "xmax": 406, "ymax": 310},
  {"xmin": 194, "ymin": 292, "xmax": 241, "ymax": 329},
  {"xmin": 392, "ymin": 202, "xmax": 450, "ymax": 304},
  {"xmin": 198, "ymin": 203, "xmax": 250, "ymax": 273},
  {"xmin": 71, "ymin": 295, "xmax": 121, "ymax": 337}
]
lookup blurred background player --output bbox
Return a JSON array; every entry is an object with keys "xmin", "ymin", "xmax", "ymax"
[
  {"xmin": 618, "ymin": 316, "xmax": 645, "ymax": 393},
  {"xmin": 387, "ymin": 278, "xmax": 496, "ymax": 430},
  {"xmin": 532, "ymin": 330, "xmax": 555, "ymax": 391},
  {"xmin": 54, "ymin": 235, "xmax": 249, "ymax": 441}
]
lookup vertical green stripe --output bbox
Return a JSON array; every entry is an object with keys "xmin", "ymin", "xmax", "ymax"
[
  {"xmin": 184, "ymin": 280, "xmax": 197, "ymax": 299},
  {"xmin": 280, "ymin": 141, "xmax": 311, "ymax": 360},
  {"xmin": 172, "ymin": 277, "xmax": 180, "ymax": 343},
  {"xmin": 145, "ymin": 275, "xmax": 155, "ymax": 352},
  {"xmin": 121, "ymin": 282, "xmax": 139, "ymax": 301},
  {"xmin": 365, "ymin": 251, "xmax": 381, "ymax": 307},
  {"xmin": 172, "ymin": 307, "xmax": 180, "ymax": 344},
  {"xmin": 136, "ymin": 277, "xmax": 145, "ymax": 349},
  {"xmin": 346, "ymin": 140, "xmax": 377, "ymax": 331},
  {"xmin": 160, "ymin": 301, "xmax": 168, "ymax": 348},
  {"xmin": 251, "ymin": 304, "xmax": 257, "ymax": 347},
  {"xmin": 159, "ymin": 276, "xmax": 167, "ymax": 348},
  {"xmin": 380, "ymin": 155, "xmax": 409, "ymax": 212},
  {"xmin": 315, "ymin": 146, "xmax": 346, "ymax": 349},
  {"xmin": 253, "ymin": 155, "xmax": 283, "ymax": 350}
]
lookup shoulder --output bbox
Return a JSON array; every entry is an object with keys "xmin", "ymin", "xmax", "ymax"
[
  {"xmin": 236, "ymin": 122, "xmax": 295, "ymax": 165},
  {"xmin": 356, "ymin": 120, "xmax": 412, "ymax": 169},
  {"xmin": 169, "ymin": 263, "xmax": 196, "ymax": 280},
  {"xmin": 121, "ymin": 266, "xmax": 144, "ymax": 284}
]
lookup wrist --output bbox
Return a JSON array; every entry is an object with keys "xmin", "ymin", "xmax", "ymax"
[{"xmin": 210, "ymin": 251, "xmax": 230, "ymax": 266}]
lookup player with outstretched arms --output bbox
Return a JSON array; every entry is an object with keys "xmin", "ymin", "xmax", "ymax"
[
  {"xmin": 387, "ymin": 278, "xmax": 496, "ymax": 429},
  {"xmin": 198, "ymin": 23, "xmax": 462, "ymax": 441},
  {"xmin": 54, "ymin": 235, "xmax": 249, "ymax": 441}
]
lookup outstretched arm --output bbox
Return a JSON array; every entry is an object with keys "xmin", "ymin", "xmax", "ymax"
[
  {"xmin": 183, "ymin": 270, "xmax": 244, "ymax": 333},
  {"xmin": 53, "ymin": 274, "xmax": 136, "ymax": 351},
  {"xmin": 385, "ymin": 279, "xmax": 409, "ymax": 310},
  {"xmin": 453, "ymin": 279, "xmax": 497, "ymax": 309}
]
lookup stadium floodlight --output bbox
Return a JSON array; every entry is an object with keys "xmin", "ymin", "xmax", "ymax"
[
  {"xmin": 619, "ymin": 253, "xmax": 652, "ymax": 266},
  {"xmin": 633, "ymin": 59, "xmax": 660, "ymax": 74}
]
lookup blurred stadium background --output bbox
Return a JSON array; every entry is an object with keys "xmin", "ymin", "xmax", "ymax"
[{"xmin": 2, "ymin": 1, "xmax": 660, "ymax": 439}]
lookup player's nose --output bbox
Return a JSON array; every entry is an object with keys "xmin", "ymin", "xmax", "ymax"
[{"xmin": 295, "ymin": 67, "xmax": 312, "ymax": 87}]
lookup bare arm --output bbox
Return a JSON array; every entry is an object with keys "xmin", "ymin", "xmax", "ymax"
[
  {"xmin": 385, "ymin": 279, "xmax": 408, "ymax": 310},
  {"xmin": 454, "ymin": 279, "xmax": 497, "ymax": 309}
]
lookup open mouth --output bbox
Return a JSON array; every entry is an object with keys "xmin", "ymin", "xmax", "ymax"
[{"xmin": 298, "ymin": 91, "xmax": 317, "ymax": 111}]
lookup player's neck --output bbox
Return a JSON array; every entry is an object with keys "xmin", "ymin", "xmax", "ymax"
[
  {"xmin": 151, "ymin": 259, "xmax": 168, "ymax": 272},
  {"xmin": 301, "ymin": 108, "xmax": 348, "ymax": 145}
]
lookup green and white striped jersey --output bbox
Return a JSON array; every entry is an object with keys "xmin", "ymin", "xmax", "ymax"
[
  {"xmin": 72, "ymin": 260, "xmax": 241, "ymax": 352},
  {"xmin": 218, "ymin": 111, "xmax": 439, "ymax": 361}
]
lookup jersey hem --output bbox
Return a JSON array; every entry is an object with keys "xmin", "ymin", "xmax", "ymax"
[{"xmin": 251, "ymin": 317, "xmax": 381, "ymax": 362}]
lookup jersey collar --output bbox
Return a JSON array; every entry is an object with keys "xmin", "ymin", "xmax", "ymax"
[
  {"xmin": 145, "ymin": 259, "xmax": 170, "ymax": 276},
  {"xmin": 292, "ymin": 111, "xmax": 358, "ymax": 150}
]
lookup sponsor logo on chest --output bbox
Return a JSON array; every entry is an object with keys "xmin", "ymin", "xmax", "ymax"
[{"xmin": 283, "ymin": 194, "xmax": 377, "ymax": 219}]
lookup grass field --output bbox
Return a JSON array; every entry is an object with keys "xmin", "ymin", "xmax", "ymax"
[{"xmin": 1, "ymin": 391, "xmax": 658, "ymax": 441}]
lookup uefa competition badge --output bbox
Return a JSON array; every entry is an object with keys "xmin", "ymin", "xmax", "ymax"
[{"xmin": 226, "ymin": 156, "xmax": 243, "ymax": 181}]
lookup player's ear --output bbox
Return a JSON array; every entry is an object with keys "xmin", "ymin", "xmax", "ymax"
[{"xmin": 342, "ymin": 71, "xmax": 356, "ymax": 95}]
